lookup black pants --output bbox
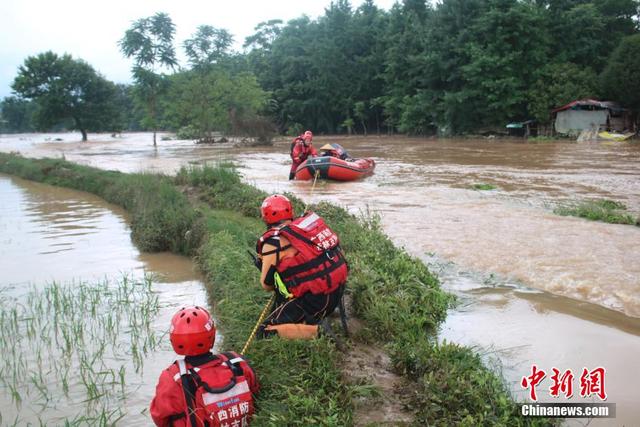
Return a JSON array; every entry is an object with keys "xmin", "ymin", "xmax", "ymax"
[{"xmin": 264, "ymin": 285, "xmax": 344, "ymax": 326}]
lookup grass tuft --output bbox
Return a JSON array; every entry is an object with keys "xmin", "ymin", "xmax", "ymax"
[
  {"xmin": 472, "ymin": 183, "xmax": 497, "ymax": 191},
  {"xmin": 554, "ymin": 199, "xmax": 638, "ymax": 226}
]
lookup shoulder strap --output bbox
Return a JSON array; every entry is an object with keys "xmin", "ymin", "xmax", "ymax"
[
  {"xmin": 280, "ymin": 224, "xmax": 323, "ymax": 251},
  {"xmin": 259, "ymin": 229, "xmax": 292, "ymax": 265},
  {"xmin": 222, "ymin": 351, "xmax": 246, "ymax": 376},
  {"xmin": 177, "ymin": 359, "xmax": 199, "ymax": 427}
]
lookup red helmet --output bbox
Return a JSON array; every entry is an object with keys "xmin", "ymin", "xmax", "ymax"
[
  {"xmin": 261, "ymin": 194, "xmax": 294, "ymax": 225},
  {"xmin": 303, "ymin": 130, "xmax": 313, "ymax": 142},
  {"xmin": 170, "ymin": 306, "xmax": 216, "ymax": 356}
]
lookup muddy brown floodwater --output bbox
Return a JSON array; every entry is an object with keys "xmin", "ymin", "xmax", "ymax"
[{"xmin": 2, "ymin": 132, "xmax": 639, "ymax": 425}]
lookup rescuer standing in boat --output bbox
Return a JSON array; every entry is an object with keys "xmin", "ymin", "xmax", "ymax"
[
  {"xmin": 289, "ymin": 130, "xmax": 317, "ymax": 180},
  {"xmin": 253, "ymin": 194, "xmax": 347, "ymax": 338}
]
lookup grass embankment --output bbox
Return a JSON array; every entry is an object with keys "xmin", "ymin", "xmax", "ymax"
[
  {"xmin": 554, "ymin": 199, "xmax": 639, "ymax": 226},
  {"xmin": 0, "ymin": 152, "xmax": 550, "ymax": 426}
]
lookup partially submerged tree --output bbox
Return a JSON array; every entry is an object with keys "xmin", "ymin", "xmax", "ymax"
[
  {"xmin": 119, "ymin": 12, "xmax": 177, "ymax": 146},
  {"xmin": 177, "ymin": 25, "xmax": 273, "ymax": 143},
  {"xmin": 12, "ymin": 51, "xmax": 119, "ymax": 141}
]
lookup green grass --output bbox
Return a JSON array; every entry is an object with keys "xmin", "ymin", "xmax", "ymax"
[
  {"xmin": 0, "ymin": 154, "xmax": 551, "ymax": 425},
  {"xmin": 472, "ymin": 183, "xmax": 497, "ymax": 191},
  {"xmin": 554, "ymin": 199, "xmax": 639, "ymax": 226}
]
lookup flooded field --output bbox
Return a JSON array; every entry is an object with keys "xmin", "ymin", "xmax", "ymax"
[
  {"xmin": 0, "ymin": 173, "xmax": 208, "ymax": 425},
  {"xmin": 1, "ymin": 132, "xmax": 639, "ymax": 425}
]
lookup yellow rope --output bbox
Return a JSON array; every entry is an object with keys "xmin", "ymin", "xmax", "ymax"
[
  {"xmin": 241, "ymin": 294, "xmax": 275, "ymax": 355},
  {"xmin": 311, "ymin": 169, "xmax": 320, "ymax": 195}
]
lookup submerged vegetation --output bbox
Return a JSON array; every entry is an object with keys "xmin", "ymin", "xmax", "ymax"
[
  {"xmin": 0, "ymin": 153, "xmax": 551, "ymax": 425},
  {"xmin": 472, "ymin": 183, "xmax": 497, "ymax": 191},
  {"xmin": 0, "ymin": 276, "xmax": 160, "ymax": 425},
  {"xmin": 554, "ymin": 199, "xmax": 639, "ymax": 226}
]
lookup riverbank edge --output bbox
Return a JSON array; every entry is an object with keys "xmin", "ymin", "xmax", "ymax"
[{"xmin": 0, "ymin": 153, "xmax": 551, "ymax": 426}]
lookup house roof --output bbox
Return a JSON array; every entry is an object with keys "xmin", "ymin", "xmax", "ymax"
[{"xmin": 552, "ymin": 99, "xmax": 625, "ymax": 114}]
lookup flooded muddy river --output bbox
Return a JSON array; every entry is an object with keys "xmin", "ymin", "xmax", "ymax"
[
  {"xmin": 0, "ymin": 173, "xmax": 209, "ymax": 424},
  {"xmin": 1, "ymin": 132, "xmax": 639, "ymax": 424}
]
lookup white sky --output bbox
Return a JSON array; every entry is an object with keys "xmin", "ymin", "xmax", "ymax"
[{"xmin": 0, "ymin": 0, "xmax": 398, "ymax": 99}]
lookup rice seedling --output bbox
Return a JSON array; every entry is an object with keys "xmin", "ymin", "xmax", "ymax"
[{"xmin": 0, "ymin": 275, "xmax": 161, "ymax": 424}]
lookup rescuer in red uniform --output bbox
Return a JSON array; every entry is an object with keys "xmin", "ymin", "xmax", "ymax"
[
  {"xmin": 289, "ymin": 130, "xmax": 318, "ymax": 180},
  {"xmin": 150, "ymin": 306, "xmax": 259, "ymax": 427},
  {"xmin": 254, "ymin": 194, "xmax": 348, "ymax": 338}
]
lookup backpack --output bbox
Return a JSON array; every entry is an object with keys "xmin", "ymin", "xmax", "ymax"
[{"xmin": 177, "ymin": 352, "xmax": 255, "ymax": 427}]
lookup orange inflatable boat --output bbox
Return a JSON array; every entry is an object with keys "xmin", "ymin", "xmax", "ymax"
[{"xmin": 295, "ymin": 156, "xmax": 375, "ymax": 181}]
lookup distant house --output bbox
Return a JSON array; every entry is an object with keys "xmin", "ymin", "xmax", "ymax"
[{"xmin": 552, "ymin": 99, "xmax": 632, "ymax": 135}]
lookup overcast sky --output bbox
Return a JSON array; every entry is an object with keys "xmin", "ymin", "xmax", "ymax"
[{"xmin": 0, "ymin": 0, "xmax": 399, "ymax": 99}]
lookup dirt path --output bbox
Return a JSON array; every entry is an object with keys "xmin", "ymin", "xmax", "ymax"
[{"xmin": 337, "ymin": 300, "xmax": 415, "ymax": 426}]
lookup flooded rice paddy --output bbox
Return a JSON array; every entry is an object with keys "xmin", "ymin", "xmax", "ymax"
[
  {"xmin": 1, "ymin": 132, "xmax": 639, "ymax": 425},
  {"xmin": 0, "ymin": 174, "xmax": 209, "ymax": 425}
]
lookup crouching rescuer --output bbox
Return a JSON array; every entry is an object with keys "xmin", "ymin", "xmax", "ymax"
[
  {"xmin": 150, "ymin": 306, "xmax": 259, "ymax": 427},
  {"xmin": 254, "ymin": 194, "xmax": 348, "ymax": 339}
]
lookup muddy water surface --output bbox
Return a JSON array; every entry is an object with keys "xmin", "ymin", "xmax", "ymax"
[
  {"xmin": 0, "ymin": 173, "xmax": 209, "ymax": 424},
  {"xmin": 2, "ymin": 132, "xmax": 639, "ymax": 425}
]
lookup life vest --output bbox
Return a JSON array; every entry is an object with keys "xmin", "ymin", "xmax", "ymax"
[
  {"xmin": 172, "ymin": 352, "xmax": 255, "ymax": 427},
  {"xmin": 256, "ymin": 212, "xmax": 348, "ymax": 298}
]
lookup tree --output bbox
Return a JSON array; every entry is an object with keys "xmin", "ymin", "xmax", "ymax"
[
  {"xmin": 528, "ymin": 62, "xmax": 599, "ymax": 126},
  {"xmin": 601, "ymin": 34, "xmax": 640, "ymax": 115},
  {"xmin": 0, "ymin": 96, "xmax": 36, "ymax": 132},
  {"xmin": 184, "ymin": 25, "xmax": 233, "ymax": 70},
  {"xmin": 12, "ymin": 51, "xmax": 119, "ymax": 141},
  {"xmin": 119, "ymin": 12, "xmax": 177, "ymax": 145},
  {"xmin": 164, "ymin": 69, "xmax": 268, "ymax": 141}
]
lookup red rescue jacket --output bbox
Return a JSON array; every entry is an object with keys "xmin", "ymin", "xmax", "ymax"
[
  {"xmin": 290, "ymin": 138, "xmax": 318, "ymax": 166},
  {"xmin": 257, "ymin": 212, "xmax": 348, "ymax": 298},
  {"xmin": 150, "ymin": 352, "xmax": 258, "ymax": 427}
]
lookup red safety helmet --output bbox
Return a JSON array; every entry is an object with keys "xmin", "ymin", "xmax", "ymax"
[
  {"xmin": 261, "ymin": 194, "xmax": 294, "ymax": 225},
  {"xmin": 170, "ymin": 306, "xmax": 216, "ymax": 356},
  {"xmin": 303, "ymin": 130, "xmax": 313, "ymax": 142}
]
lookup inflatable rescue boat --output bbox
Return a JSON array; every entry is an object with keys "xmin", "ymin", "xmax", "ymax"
[{"xmin": 295, "ymin": 155, "xmax": 375, "ymax": 181}]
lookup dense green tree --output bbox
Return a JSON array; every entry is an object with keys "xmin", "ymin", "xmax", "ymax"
[
  {"xmin": 0, "ymin": 96, "xmax": 36, "ymax": 132},
  {"xmin": 528, "ymin": 62, "xmax": 599, "ymax": 125},
  {"xmin": 164, "ymin": 70, "xmax": 268, "ymax": 140},
  {"xmin": 178, "ymin": 25, "xmax": 272, "ymax": 141},
  {"xmin": 601, "ymin": 34, "xmax": 640, "ymax": 114},
  {"xmin": 119, "ymin": 12, "xmax": 177, "ymax": 145},
  {"xmin": 184, "ymin": 25, "xmax": 234, "ymax": 69},
  {"xmin": 234, "ymin": 0, "xmax": 640, "ymax": 136},
  {"xmin": 12, "ymin": 51, "xmax": 120, "ymax": 141},
  {"xmin": 545, "ymin": 0, "xmax": 639, "ymax": 71},
  {"xmin": 459, "ymin": 0, "xmax": 550, "ymax": 128},
  {"xmin": 113, "ymin": 84, "xmax": 145, "ymax": 131}
]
